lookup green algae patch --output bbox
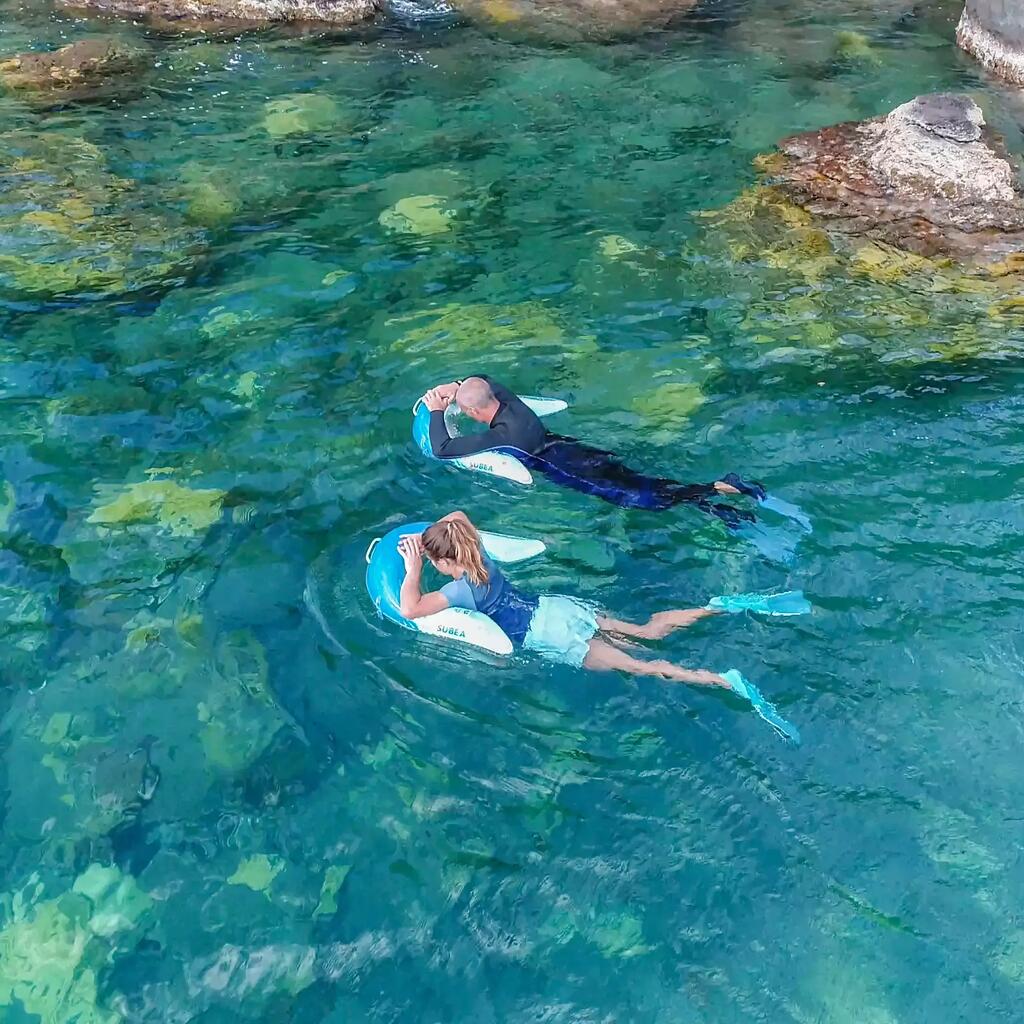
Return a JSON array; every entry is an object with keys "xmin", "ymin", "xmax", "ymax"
[
  {"xmin": 88, "ymin": 480, "xmax": 226, "ymax": 537},
  {"xmin": 389, "ymin": 301, "xmax": 590, "ymax": 360},
  {"xmin": 179, "ymin": 160, "xmax": 242, "ymax": 227},
  {"xmin": 40, "ymin": 713, "xmax": 72, "ymax": 746},
  {"xmin": 73, "ymin": 864, "xmax": 152, "ymax": 938},
  {"xmin": 228, "ymin": 854, "xmax": 284, "ymax": 893},
  {"xmin": 263, "ymin": 93, "xmax": 340, "ymax": 138},
  {"xmin": 473, "ymin": 0, "xmax": 525, "ymax": 23},
  {"xmin": 379, "ymin": 195, "xmax": 455, "ymax": 236},
  {"xmin": 232, "ymin": 370, "xmax": 261, "ymax": 400},
  {"xmin": 0, "ymin": 865, "xmax": 151, "ymax": 1024},
  {"xmin": 993, "ymin": 930, "xmax": 1024, "ymax": 985},
  {"xmin": 833, "ymin": 30, "xmax": 882, "ymax": 66},
  {"xmin": 597, "ymin": 233, "xmax": 642, "ymax": 259},
  {"xmin": 200, "ymin": 307, "xmax": 259, "ymax": 340},
  {"xmin": 587, "ymin": 910, "xmax": 650, "ymax": 958},
  {"xmin": 851, "ymin": 241, "xmax": 938, "ymax": 284},
  {"xmin": 0, "ymin": 896, "xmax": 109, "ymax": 1024},
  {"xmin": 691, "ymin": 179, "xmax": 1024, "ymax": 363},
  {"xmin": 633, "ymin": 381, "xmax": 706, "ymax": 432},
  {"xmin": 313, "ymin": 864, "xmax": 351, "ymax": 918},
  {"xmin": 183, "ymin": 180, "xmax": 240, "ymax": 227},
  {"xmin": 0, "ymin": 479, "xmax": 15, "ymax": 532}
]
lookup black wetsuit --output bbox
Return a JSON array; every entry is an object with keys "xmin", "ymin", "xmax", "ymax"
[
  {"xmin": 428, "ymin": 376, "xmax": 754, "ymax": 528},
  {"xmin": 428, "ymin": 376, "xmax": 547, "ymax": 460}
]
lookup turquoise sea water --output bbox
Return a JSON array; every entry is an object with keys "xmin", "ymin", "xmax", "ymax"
[{"xmin": 2, "ymin": 1, "xmax": 1024, "ymax": 1020}]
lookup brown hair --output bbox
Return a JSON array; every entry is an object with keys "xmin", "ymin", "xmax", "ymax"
[{"xmin": 421, "ymin": 517, "xmax": 489, "ymax": 586}]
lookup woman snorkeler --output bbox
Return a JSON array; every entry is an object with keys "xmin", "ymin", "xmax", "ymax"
[{"xmin": 396, "ymin": 511, "xmax": 805, "ymax": 739}]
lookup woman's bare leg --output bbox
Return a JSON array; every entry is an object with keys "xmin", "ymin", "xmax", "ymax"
[
  {"xmin": 583, "ymin": 637, "xmax": 728, "ymax": 688},
  {"xmin": 596, "ymin": 607, "xmax": 720, "ymax": 640}
]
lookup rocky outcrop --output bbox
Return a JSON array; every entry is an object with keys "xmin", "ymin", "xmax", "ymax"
[
  {"xmin": 957, "ymin": 1, "xmax": 1024, "ymax": 84},
  {"xmin": 451, "ymin": 0, "xmax": 697, "ymax": 39},
  {"xmin": 761, "ymin": 93, "xmax": 1024, "ymax": 269},
  {"xmin": 0, "ymin": 38, "xmax": 142, "ymax": 98},
  {"xmin": 58, "ymin": 0, "xmax": 378, "ymax": 28}
]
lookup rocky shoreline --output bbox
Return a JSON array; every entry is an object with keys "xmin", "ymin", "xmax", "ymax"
[
  {"xmin": 58, "ymin": 0, "xmax": 379, "ymax": 28},
  {"xmin": 54, "ymin": 0, "xmax": 696, "ymax": 33},
  {"xmin": 760, "ymin": 93, "xmax": 1024, "ymax": 272}
]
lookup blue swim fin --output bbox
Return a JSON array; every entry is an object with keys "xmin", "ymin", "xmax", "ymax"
[
  {"xmin": 721, "ymin": 669, "xmax": 801, "ymax": 744},
  {"xmin": 759, "ymin": 494, "xmax": 813, "ymax": 534},
  {"xmin": 732, "ymin": 520, "xmax": 797, "ymax": 566},
  {"xmin": 719, "ymin": 474, "xmax": 813, "ymax": 533},
  {"xmin": 706, "ymin": 590, "xmax": 811, "ymax": 616}
]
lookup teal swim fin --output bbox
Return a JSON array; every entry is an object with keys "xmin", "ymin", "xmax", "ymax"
[
  {"xmin": 759, "ymin": 494, "xmax": 813, "ymax": 534},
  {"xmin": 707, "ymin": 590, "xmax": 811, "ymax": 616},
  {"xmin": 721, "ymin": 669, "xmax": 801, "ymax": 744}
]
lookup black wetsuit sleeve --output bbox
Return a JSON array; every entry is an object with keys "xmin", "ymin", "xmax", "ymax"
[{"xmin": 429, "ymin": 410, "xmax": 508, "ymax": 459}]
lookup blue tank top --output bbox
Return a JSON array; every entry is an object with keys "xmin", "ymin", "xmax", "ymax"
[{"xmin": 439, "ymin": 555, "xmax": 539, "ymax": 645}]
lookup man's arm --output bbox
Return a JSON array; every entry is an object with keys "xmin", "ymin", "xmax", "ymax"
[{"xmin": 428, "ymin": 411, "xmax": 508, "ymax": 459}]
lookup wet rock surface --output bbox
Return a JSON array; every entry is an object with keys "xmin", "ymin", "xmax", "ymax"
[
  {"xmin": 58, "ymin": 0, "xmax": 379, "ymax": 28},
  {"xmin": 0, "ymin": 37, "xmax": 143, "ymax": 99},
  {"xmin": 451, "ymin": 0, "xmax": 698, "ymax": 39},
  {"xmin": 761, "ymin": 93, "xmax": 1024, "ymax": 268},
  {"xmin": 958, "ymin": 0, "xmax": 1024, "ymax": 84}
]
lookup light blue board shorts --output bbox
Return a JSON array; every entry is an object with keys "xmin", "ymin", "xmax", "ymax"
[{"xmin": 523, "ymin": 596, "xmax": 600, "ymax": 668}]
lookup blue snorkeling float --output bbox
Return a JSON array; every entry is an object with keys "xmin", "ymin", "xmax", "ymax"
[
  {"xmin": 365, "ymin": 521, "xmax": 546, "ymax": 655},
  {"xmin": 412, "ymin": 395, "xmax": 567, "ymax": 485}
]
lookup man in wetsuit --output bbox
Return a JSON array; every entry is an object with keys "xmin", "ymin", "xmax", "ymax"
[{"xmin": 420, "ymin": 375, "xmax": 761, "ymax": 528}]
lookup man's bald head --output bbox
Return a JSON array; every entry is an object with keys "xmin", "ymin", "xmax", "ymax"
[{"xmin": 456, "ymin": 377, "xmax": 499, "ymax": 423}]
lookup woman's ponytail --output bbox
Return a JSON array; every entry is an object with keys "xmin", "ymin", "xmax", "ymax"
[
  {"xmin": 422, "ymin": 517, "xmax": 489, "ymax": 585},
  {"xmin": 446, "ymin": 519, "xmax": 489, "ymax": 585}
]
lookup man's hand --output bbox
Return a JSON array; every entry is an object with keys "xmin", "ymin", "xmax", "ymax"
[
  {"xmin": 398, "ymin": 534, "xmax": 424, "ymax": 572},
  {"xmin": 422, "ymin": 387, "xmax": 452, "ymax": 413},
  {"xmin": 433, "ymin": 381, "xmax": 460, "ymax": 402}
]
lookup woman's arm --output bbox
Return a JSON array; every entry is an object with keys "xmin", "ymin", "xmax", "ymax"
[{"xmin": 398, "ymin": 535, "xmax": 450, "ymax": 620}]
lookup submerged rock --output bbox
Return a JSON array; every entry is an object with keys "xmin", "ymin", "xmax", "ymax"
[
  {"xmin": 761, "ymin": 93, "xmax": 1024, "ymax": 269},
  {"xmin": 387, "ymin": 300, "xmax": 587, "ymax": 359},
  {"xmin": 58, "ymin": 0, "xmax": 378, "ymax": 28},
  {"xmin": 957, "ymin": 0, "xmax": 1024, "ymax": 84},
  {"xmin": 0, "ymin": 865, "xmax": 152, "ymax": 1024},
  {"xmin": 88, "ymin": 479, "xmax": 226, "ymax": 537},
  {"xmin": 452, "ymin": 0, "xmax": 697, "ymax": 39},
  {"xmin": 379, "ymin": 194, "xmax": 455, "ymax": 235},
  {"xmin": 262, "ymin": 92, "xmax": 340, "ymax": 137},
  {"xmin": 0, "ymin": 132, "xmax": 204, "ymax": 299},
  {"xmin": 0, "ymin": 37, "xmax": 143, "ymax": 100}
]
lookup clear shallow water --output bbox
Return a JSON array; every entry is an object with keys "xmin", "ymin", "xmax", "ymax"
[{"xmin": 2, "ymin": 1, "xmax": 1024, "ymax": 1021}]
